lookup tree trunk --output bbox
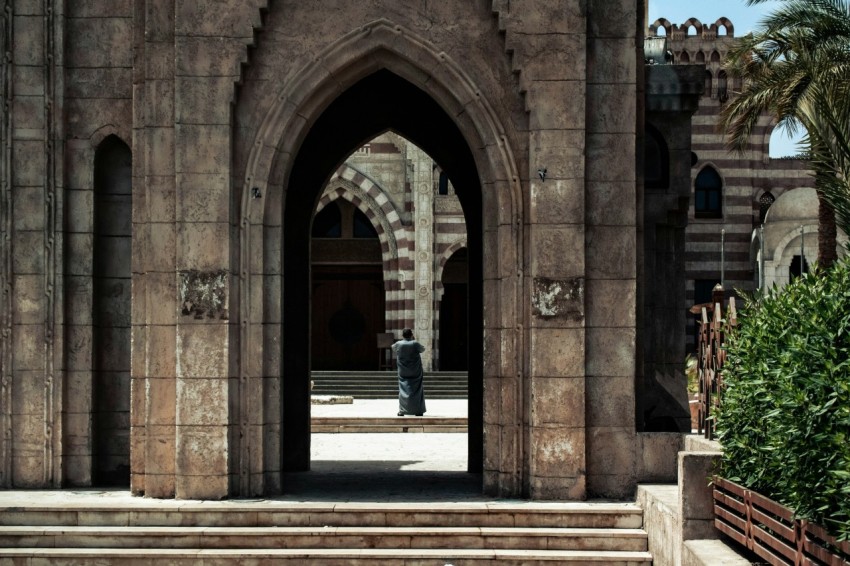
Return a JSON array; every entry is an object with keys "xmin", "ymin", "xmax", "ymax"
[{"xmin": 817, "ymin": 184, "xmax": 838, "ymax": 269}]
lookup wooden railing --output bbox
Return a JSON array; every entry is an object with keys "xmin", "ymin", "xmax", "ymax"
[
  {"xmin": 696, "ymin": 290, "xmax": 736, "ymax": 440},
  {"xmin": 714, "ymin": 476, "xmax": 850, "ymax": 566}
]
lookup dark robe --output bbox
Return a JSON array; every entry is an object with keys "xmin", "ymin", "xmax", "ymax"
[{"xmin": 392, "ymin": 339, "xmax": 426, "ymax": 415}]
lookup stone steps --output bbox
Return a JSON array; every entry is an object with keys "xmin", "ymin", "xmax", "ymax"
[
  {"xmin": 0, "ymin": 499, "xmax": 651, "ymax": 565},
  {"xmin": 311, "ymin": 370, "xmax": 468, "ymax": 399},
  {"xmin": 0, "ymin": 525, "xmax": 648, "ymax": 551},
  {"xmin": 312, "ymin": 416, "xmax": 467, "ymax": 433},
  {"xmin": 0, "ymin": 547, "xmax": 653, "ymax": 564}
]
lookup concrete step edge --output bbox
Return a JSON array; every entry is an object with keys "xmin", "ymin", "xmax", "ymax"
[
  {"xmin": 0, "ymin": 547, "xmax": 653, "ymax": 561},
  {"xmin": 0, "ymin": 525, "xmax": 648, "ymax": 537}
]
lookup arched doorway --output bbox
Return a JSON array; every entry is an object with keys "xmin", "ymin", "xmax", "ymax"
[
  {"xmin": 280, "ymin": 70, "xmax": 485, "ymax": 476},
  {"xmin": 310, "ymin": 200, "xmax": 385, "ymax": 370},
  {"xmin": 439, "ymin": 247, "xmax": 468, "ymax": 371}
]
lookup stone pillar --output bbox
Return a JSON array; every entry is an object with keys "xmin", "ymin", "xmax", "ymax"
[
  {"xmin": 513, "ymin": 0, "xmax": 589, "ymax": 499},
  {"xmin": 408, "ymin": 146, "xmax": 434, "ymax": 369},
  {"xmin": 584, "ymin": 0, "xmax": 639, "ymax": 498},
  {"xmin": 135, "ymin": 0, "xmax": 179, "ymax": 498},
  {"xmin": 0, "ymin": 0, "xmax": 65, "ymax": 488},
  {"xmin": 170, "ymin": 1, "xmax": 246, "ymax": 500}
]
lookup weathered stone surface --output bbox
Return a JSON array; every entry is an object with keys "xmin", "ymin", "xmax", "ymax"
[
  {"xmin": 529, "ymin": 226, "xmax": 585, "ymax": 280},
  {"xmin": 529, "ymin": 426, "xmax": 585, "ymax": 478},
  {"xmin": 531, "ymin": 277, "xmax": 584, "ymax": 321},
  {"xmin": 530, "ymin": 327, "xmax": 585, "ymax": 378},
  {"xmin": 679, "ymin": 451, "xmax": 722, "ymax": 540},
  {"xmin": 530, "ymin": 377, "xmax": 584, "ymax": 427},
  {"xmin": 530, "ymin": 179, "xmax": 585, "ymax": 225},
  {"xmin": 586, "ymin": 327, "xmax": 636, "ymax": 378},
  {"xmin": 178, "ymin": 270, "xmax": 228, "ymax": 321}
]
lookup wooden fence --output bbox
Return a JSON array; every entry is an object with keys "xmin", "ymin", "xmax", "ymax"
[
  {"xmin": 696, "ymin": 291, "xmax": 736, "ymax": 440},
  {"xmin": 714, "ymin": 476, "xmax": 850, "ymax": 566}
]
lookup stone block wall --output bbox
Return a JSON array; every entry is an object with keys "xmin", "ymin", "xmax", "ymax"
[{"xmin": 0, "ymin": 0, "xmax": 643, "ymax": 500}]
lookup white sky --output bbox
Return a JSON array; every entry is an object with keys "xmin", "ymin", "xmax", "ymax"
[{"xmin": 648, "ymin": 0, "xmax": 805, "ymax": 157}]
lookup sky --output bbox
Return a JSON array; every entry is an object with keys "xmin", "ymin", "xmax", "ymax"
[{"xmin": 648, "ymin": 0, "xmax": 805, "ymax": 157}]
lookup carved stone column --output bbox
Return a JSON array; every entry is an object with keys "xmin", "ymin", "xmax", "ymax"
[{"xmin": 408, "ymin": 145, "xmax": 435, "ymax": 370}]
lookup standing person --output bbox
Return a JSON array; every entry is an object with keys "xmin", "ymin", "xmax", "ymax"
[{"xmin": 392, "ymin": 328, "xmax": 426, "ymax": 416}]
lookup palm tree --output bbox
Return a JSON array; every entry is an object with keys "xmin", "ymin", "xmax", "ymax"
[
  {"xmin": 720, "ymin": 0, "xmax": 850, "ymax": 268},
  {"xmin": 803, "ymin": 77, "xmax": 850, "ymax": 237}
]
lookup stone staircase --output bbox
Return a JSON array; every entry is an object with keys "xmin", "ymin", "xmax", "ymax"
[
  {"xmin": 312, "ymin": 370, "xmax": 468, "ymax": 399},
  {"xmin": 0, "ymin": 497, "xmax": 652, "ymax": 564},
  {"xmin": 312, "ymin": 415, "xmax": 467, "ymax": 433}
]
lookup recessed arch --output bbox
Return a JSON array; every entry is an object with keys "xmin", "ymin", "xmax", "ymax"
[
  {"xmin": 235, "ymin": 19, "xmax": 524, "ymax": 496},
  {"xmin": 644, "ymin": 124, "xmax": 669, "ymax": 190},
  {"xmin": 92, "ymin": 134, "xmax": 132, "ymax": 487},
  {"xmin": 694, "ymin": 164, "xmax": 724, "ymax": 218},
  {"xmin": 436, "ymin": 243, "xmax": 469, "ymax": 371}
]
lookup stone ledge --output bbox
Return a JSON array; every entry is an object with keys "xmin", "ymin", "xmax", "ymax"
[{"xmin": 682, "ymin": 539, "xmax": 753, "ymax": 565}]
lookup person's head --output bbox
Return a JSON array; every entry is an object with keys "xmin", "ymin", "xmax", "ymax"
[{"xmin": 402, "ymin": 328, "xmax": 414, "ymax": 340}]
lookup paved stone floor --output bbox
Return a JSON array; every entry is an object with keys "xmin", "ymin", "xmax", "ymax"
[{"xmin": 300, "ymin": 398, "xmax": 478, "ymax": 501}]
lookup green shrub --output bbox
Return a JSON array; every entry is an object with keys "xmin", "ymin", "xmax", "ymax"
[{"xmin": 716, "ymin": 255, "xmax": 850, "ymax": 540}]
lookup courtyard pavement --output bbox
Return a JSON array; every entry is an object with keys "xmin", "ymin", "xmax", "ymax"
[{"xmin": 301, "ymin": 398, "xmax": 479, "ymax": 501}]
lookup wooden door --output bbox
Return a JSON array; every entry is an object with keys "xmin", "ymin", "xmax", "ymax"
[{"xmin": 312, "ymin": 265, "xmax": 385, "ymax": 370}]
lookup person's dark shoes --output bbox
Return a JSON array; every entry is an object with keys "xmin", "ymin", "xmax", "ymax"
[
  {"xmin": 415, "ymin": 413, "xmax": 423, "ymax": 416},
  {"xmin": 397, "ymin": 411, "xmax": 405, "ymax": 416}
]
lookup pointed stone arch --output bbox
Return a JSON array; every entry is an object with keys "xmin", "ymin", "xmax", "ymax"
[
  {"xmin": 314, "ymin": 164, "xmax": 410, "ymax": 330},
  {"xmin": 233, "ymin": 18, "xmax": 524, "ymax": 497}
]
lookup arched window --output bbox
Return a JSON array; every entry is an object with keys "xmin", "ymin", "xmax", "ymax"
[
  {"xmin": 758, "ymin": 192, "xmax": 776, "ymax": 224},
  {"xmin": 710, "ymin": 50, "xmax": 721, "ymax": 63},
  {"xmin": 312, "ymin": 201, "xmax": 342, "ymax": 237},
  {"xmin": 704, "ymin": 70, "xmax": 713, "ymax": 98},
  {"xmin": 679, "ymin": 51, "xmax": 690, "ymax": 63},
  {"xmin": 790, "ymin": 255, "xmax": 809, "ymax": 278},
  {"xmin": 695, "ymin": 166, "xmax": 723, "ymax": 218},
  {"xmin": 438, "ymin": 171, "xmax": 449, "ymax": 195},
  {"xmin": 695, "ymin": 51, "xmax": 705, "ymax": 63},
  {"xmin": 352, "ymin": 207, "xmax": 379, "ymax": 238}
]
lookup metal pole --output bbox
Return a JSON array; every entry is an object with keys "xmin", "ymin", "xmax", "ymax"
[
  {"xmin": 721, "ymin": 228, "xmax": 726, "ymax": 288},
  {"xmin": 800, "ymin": 224, "xmax": 805, "ymax": 273},
  {"xmin": 759, "ymin": 225, "xmax": 765, "ymax": 290}
]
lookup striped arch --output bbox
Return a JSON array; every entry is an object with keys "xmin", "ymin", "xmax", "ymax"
[
  {"xmin": 435, "ymin": 238, "xmax": 468, "ymax": 289},
  {"xmin": 715, "ymin": 17, "xmax": 734, "ymax": 37},
  {"xmin": 316, "ymin": 165, "xmax": 402, "ymax": 262},
  {"xmin": 682, "ymin": 18, "xmax": 704, "ymax": 36},
  {"xmin": 314, "ymin": 163, "xmax": 410, "ymax": 330},
  {"xmin": 649, "ymin": 18, "xmax": 672, "ymax": 37},
  {"xmin": 432, "ymin": 238, "xmax": 467, "ymax": 370}
]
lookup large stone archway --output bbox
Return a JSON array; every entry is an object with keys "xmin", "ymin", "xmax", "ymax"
[
  {"xmin": 235, "ymin": 21, "xmax": 526, "ymax": 497},
  {"xmin": 1, "ymin": 1, "xmax": 640, "ymax": 502}
]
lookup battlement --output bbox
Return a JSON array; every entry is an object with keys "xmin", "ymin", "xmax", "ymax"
[{"xmin": 649, "ymin": 17, "xmax": 735, "ymax": 41}]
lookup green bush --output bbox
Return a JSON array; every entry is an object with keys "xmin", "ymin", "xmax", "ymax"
[{"xmin": 716, "ymin": 255, "xmax": 850, "ymax": 540}]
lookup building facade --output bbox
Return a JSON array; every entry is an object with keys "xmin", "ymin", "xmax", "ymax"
[
  {"xmin": 649, "ymin": 17, "xmax": 828, "ymax": 338},
  {"xmin": 0, "ymin": 1, "xmax": 645, "ymax": 500}
]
